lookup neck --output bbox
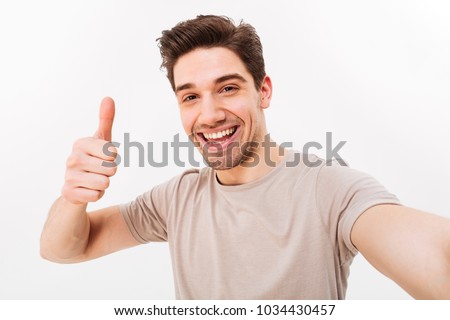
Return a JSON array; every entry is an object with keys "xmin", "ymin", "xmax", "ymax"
[{"xmin": 215, "ymin": 140, "xmax": 286, "ymax": 186}]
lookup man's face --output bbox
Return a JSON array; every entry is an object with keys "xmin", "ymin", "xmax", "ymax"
[{"xmin": 173, "ymin": 47, "xmax": 271, "ymax": 169}]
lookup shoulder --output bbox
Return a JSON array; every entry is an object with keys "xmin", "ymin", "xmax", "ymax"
[
  {"xmin": 280, "ymin": 150, "xmax": 341, "ymax": 184},
  {"xmin": 315, "ymin": 158, "xmax": 384, "ymax": 193},
  {"xmin": 155, "ymin": 167, "xmax": 212, "ymax": 194}
]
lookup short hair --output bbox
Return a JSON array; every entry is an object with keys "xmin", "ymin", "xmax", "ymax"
[{"xmin": 157, "ymin": 15, "xmax": 266, "ymax": 91}]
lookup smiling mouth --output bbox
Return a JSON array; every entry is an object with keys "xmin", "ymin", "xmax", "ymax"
[{"xmin": 196, "ymin": 125, "xmax": 239, "ymax": 145}]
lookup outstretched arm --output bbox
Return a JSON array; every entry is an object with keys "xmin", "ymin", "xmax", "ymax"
[{"xmin": 351, "ymin": 204, "xmax": 450, "ymax": 299}]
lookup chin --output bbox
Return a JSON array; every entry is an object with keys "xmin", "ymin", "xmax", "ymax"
[{"xmin": 202, "ymin": 151, "xmax": 244, "ymax": 170}]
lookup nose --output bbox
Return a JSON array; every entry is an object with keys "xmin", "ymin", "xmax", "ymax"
[{"xmin": 197, "ymin": 95, "xmax": 226, "ymax": 127}]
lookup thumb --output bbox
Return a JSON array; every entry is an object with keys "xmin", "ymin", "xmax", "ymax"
[{"xmin": 94, "ymin": 97, "xmax": 115, "ymax": 141}]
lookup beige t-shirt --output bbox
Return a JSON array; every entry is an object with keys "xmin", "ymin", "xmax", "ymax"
[{"xmin": 120, "ymin": 150, "xmax": 401, "ymax": 299}]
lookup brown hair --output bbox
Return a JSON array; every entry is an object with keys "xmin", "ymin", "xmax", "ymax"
[{"xmin": 157, "ymin": 15, "xmax": 266, "ymax": 91}]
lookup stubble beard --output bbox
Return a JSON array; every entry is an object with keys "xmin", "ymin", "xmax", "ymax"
[{"xmin": 190, "ymin": 127, "xmax": 260, "ymax": 171}]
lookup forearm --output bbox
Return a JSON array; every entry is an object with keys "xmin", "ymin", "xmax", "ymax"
[
  {"xmin": 416, "ymin": 248, "xmax": 450, "ymax": 299},
  {"xmin": 40, "ymin": 196, "xmax": 90, "ymax": 263},
  {"xmin": 427, "ymin": 223, "xmax": 450, "ymax": 299},
  {"xmin": 397, "ymin": 229, "xmax": 450, "ymax": 299},
  {"xmin": 435, "ymin": 240, "xmax": 450, "ymax": 299}
]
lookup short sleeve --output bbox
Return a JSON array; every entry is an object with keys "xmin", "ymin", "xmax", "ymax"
[
  {"xmin": 120, "ymin": 183, "xmax": 169, "ymax": 244},
  {"xmin": 315, "ymin": 160, "xmax": 401, "ymax": 264},
  {"xmin": 119, "ymin": 169, "xmax": 199, "ymax": 244}
]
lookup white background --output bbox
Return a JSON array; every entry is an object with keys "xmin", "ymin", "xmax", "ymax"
[{"xmin": 0, "ymin": 0, "xmax": 449, "ymax": 299}]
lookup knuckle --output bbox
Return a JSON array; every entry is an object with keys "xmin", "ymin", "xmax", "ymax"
[
  {"xmin": 109, "ymin": 165, "xmax": 118, "ymax": 175},
  {"xmin": 103, "ymin": 144, "xmax": 118, "ymax": 160},
  {"xmin": 109, "ymin": 146, "xmax": 118, "ymax": 156},
  {"xmin": 100, "ymin": 176, "xmax": 110, "ymax": 190},
  {"xmin": 104, "ymin": 163, "xmax": 118, "ymax": 176},
  {"xmin": 66, "ymin": 154, "xmax": 80, "ymax": 168},
  {"xmin": 64, "ymin": 170, "xmax": 75, "ymax": 184},
  {"xmin": 61, "ymin": 185, "xmax": 69, "ymax": 197},
  {"xmin": 72, "ymin": 138, "xmax": 85, "ymax": 150},
  {"xmin": 91, "ymin": 190, "xmax": 104, "ymax": 202}
]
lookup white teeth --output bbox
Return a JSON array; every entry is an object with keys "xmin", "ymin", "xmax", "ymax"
[{"xmin": 203, "ymin": 127, "xmax": 236, "ymax": 140}]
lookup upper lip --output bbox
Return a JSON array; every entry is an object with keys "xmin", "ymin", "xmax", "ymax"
[{"xmin": 195, "ymin": 125, "xmax": 238, "ymax": 135}]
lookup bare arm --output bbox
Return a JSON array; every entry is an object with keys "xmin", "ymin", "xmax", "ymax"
[
  {"xmin": 40, "ymin": 198, "xmax": 90, "ymax": 262},
  {"xmin": 351, "ymin": 204, "xmax": 450, "ymax": 299},
  {"xmin": 40, "ymin": 199, "xmax": 139, "ymax": 263},
  {"xmin": 40, "ymin": 97, "xmax": 140, "ymax": 263}
]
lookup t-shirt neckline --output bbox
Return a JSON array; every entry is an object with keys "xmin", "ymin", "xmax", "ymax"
[{"xmin": 214, "ymin": 149, "xmax": 295, "ymax": 192}]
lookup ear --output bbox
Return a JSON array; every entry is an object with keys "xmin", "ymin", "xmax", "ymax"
[{"xmin": 259, "ymin": 75, "xmax": 273, "ymax": 109}]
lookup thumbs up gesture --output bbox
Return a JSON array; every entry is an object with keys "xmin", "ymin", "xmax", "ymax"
[
  {"xmin": 94, "ymin": 97, "xmax": 115, "ymax": 141},
  {"xmin": 62, "ymin": 97, "xmax": 118, "ymax": 204}
]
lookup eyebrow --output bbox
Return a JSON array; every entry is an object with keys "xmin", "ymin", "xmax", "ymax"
[{"xmin": 175, "ymin": 73, "xmax": 248, "ymax": 93}]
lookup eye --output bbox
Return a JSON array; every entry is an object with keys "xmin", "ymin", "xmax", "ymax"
[
  {"xmin": 183, "ymin": 95, "xmax": 197, "ymax": 102},
  {"xmin": 221, "ymin": 85, "xmax": 238, "ymax": 94}
]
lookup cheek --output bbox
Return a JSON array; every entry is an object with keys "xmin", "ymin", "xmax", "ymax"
[
  {"xmin": 179, "ymin": 109, "xmax": 197, "ymax": 134},
  {"xmin": 228, "ymin": 98, "xmax": 258, "ymax": 122}
]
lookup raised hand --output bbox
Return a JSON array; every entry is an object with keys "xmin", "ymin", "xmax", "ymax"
[{"xmin": 62, "ymin": 97, "xmax": 118, "ymax": 204}]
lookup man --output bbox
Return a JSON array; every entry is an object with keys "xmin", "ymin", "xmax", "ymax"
[{"xmin": 40, "ymin": 15, "xmax": 450, "ymax": 299}]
